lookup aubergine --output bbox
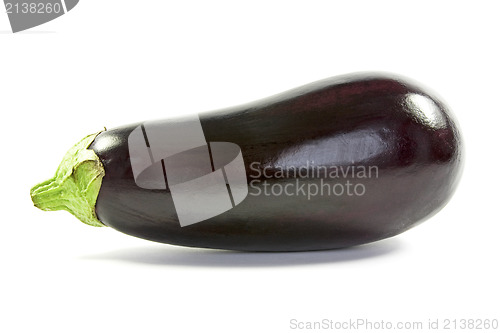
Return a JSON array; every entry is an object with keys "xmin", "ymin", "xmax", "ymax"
[{"xmin": 30, "ymin": 73, "xmax": 463, "ymax": 252}]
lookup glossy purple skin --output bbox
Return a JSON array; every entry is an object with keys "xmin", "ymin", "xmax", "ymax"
[{"xmin": 90, "ymin": 73, "xmax": 463, "ymax": 251}]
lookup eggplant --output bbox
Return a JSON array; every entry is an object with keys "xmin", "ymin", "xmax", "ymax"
[{"xmin": 31, "ymin": 73, "xmax": 463, "ymax": 251}]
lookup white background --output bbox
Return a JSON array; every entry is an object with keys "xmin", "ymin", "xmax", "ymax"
[{"xmin": 1, "ymin": 1, "xmax": 499, "ymax": 332}]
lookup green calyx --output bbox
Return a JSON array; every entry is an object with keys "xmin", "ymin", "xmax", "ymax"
[{"xmin": 30, "ymin": 132, "xmax": 106, "ymax": 227}]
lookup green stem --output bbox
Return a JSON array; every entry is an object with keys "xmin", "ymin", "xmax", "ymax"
[{"xmin": 30, "ymin": 132, "xmax": 106, "ymax": 227}]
